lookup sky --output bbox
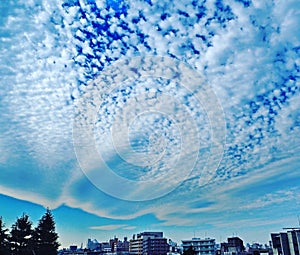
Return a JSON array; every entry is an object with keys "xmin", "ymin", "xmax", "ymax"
[{"xmin": 0, "ymin": 0, "xmax": 300, "ymax": 249}]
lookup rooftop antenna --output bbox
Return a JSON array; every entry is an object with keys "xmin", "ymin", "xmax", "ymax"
[{"xmin": 298, "ymin": 215, "xmax": 300, "ymax": 226}]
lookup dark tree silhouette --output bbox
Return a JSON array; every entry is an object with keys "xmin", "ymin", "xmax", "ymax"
[
  {"xmin": 0, "ymin": 216, "xmax": 10, "ymax": 255},
  {"xmin": 10, "ymin": 213, "xmax": 34, "ymax": 255},
  {"xmin": 183, "ymin": 246, "xmax": 197, "ymax": 255},
  {"xmin": 33, "ymin": 209, "xmax": 60, "ymax": 255}
]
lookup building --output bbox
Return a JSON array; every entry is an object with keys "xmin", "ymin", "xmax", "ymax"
[
  {"xmin": 110, "ymin": 237, "xmax": 119, "ymax": 253},
  {"xmin": 287, "ymin": 231, "xmax": 300, "ymax": 255},
  {"xmin": 246, "ymin": 243, "xmax": 272, "ymax": 255},
  {"xmin": 168, "ymin": 239, "xmax": 181, "ymax": 254},
  {"xmin": 115, "ymin": 237, "xmax": 130, "ymax": 255},
  {"xmin": 130, "ymin": 234, "xmax": 143, "ymax": 255},
  {"xmin": 130, "ymin": 232, "xmax": 169, "ymax": 255},
  {"xmin": 221, "ymin": 237, "xmax": 245, "ymax": 255},
  {"xmin": 58, "ymin": 246, "xmax": 101, "ymax": 255},
  {"xmin": 87, "ymin": 239, "xmax": 101, "ymax": 251},
  {"xmin": 101, "ymin": 242, "xmax": 112, "ymax": 252},
  {"xmin": 271, "ymin": 229, "xmax": 300, "ymax": 255},
  {"xmin": 182, "ymin": 237, "xmax": 216, "ymax": 255}
]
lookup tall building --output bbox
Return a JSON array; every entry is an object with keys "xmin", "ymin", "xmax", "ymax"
[
  {"xmin": 221, "ymin": 237, "xmax": 245, "ymax": 255},
  {"xmin": 110, "ymin": 237, "xmax": 119, "ymax": 252},
  {"xmin": 130, "ymin": 234, "xmax": 143, "ymax": 255},
  {"xmin": 182, "ymin": 237, "xmax": 216, "ymax": 255},
  {"xmin": 271, "ymin": 229, "xmax": 300, "ymax": 255},
  {"xmin": 115, "ymin": 237, "xmax": 130, "ymax": 254},
  {"xmin": 287, "ymin": 231, "xmax": 300, "ymax": 255},
  {"xmin": 130, "ymin": 232, "xmax": 169, "ymax": 255}
]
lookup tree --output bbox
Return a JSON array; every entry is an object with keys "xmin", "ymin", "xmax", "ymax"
[
  {"xmin": 10, "ymin": 213, "xmax": 34, "ymax": 255},
  {"xmin": 183, "ymin": 246, "xmax": 197, "ymax": 255},
  {"xmin": 0, "ymin": 216, "xmax": 10, "ymax": 255},
  {"xmin": 33, "ymin": 209, "xmax": 60, "ymax": 255}
]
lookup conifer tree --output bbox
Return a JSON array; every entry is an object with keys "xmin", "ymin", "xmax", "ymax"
[
  {"xmin": 34, "ymin": 209, "xmax": 60, "ymax": 255},
  {"xmin": 0, "ymin": 216, "xmax": 10, "ymax": 255},
  {"xmin": 10, "ymin": 213, "xmax": 34, "ymax": 255}
]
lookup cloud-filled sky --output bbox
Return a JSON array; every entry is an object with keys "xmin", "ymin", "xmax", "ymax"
[{"xmin": 0, "ymin": 0, "xmax": 299, "ymax": 248}]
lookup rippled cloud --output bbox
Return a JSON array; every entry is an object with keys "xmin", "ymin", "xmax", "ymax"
[{"xmin": 0, "ymin": 0, "xmax": 299, "ymax": 239}]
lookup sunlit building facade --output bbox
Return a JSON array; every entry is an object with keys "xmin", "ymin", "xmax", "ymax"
[
  {"xmin": 130, "ymin": 232, "xmax": 169, "ymax": 255},
  {"xmin": 182, "ymin": 237, "xmax": 216, "ymax": 255}
]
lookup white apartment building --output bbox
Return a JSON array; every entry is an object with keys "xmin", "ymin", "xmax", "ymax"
[{"xmin": 182, "ymin": 238, "xmax": 216, "ymax": 255}]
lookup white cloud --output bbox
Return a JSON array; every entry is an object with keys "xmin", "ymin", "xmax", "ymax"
[
  {"xmin": 241, "ymin": 189, "xmax": 300, "ymax": 210},
  {"xmin": 90, "ymin": 224, "xmax": 128, "ymax": 231},
  {"xmin": 0, "ymin": 0, "xmax": 299, "ymax": 236},
  {"xmin": 0, "ymin": 184, "xmax": 61, "ymax": 210}
]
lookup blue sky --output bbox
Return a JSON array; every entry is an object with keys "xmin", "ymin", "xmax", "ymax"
[{"xmin": 1, "ymin": 0, "xmax": 300, "ymax": 249}]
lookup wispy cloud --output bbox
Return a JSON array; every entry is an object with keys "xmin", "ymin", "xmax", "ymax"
[
  {"xmin": 122, "ymin": 226, "xmax": 137, "ymax": 230},
  {"xmin": 90, "ymin": 225, "xmax": 128, "ymax": 231},
  {"xmin": 241, "ymin": 189, "xmax": 300, "ymax": 210}
]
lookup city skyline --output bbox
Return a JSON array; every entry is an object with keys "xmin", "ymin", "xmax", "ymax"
[{"xmin": 1, "ymin": 0, "xmax": 299, "ymax": 250}]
